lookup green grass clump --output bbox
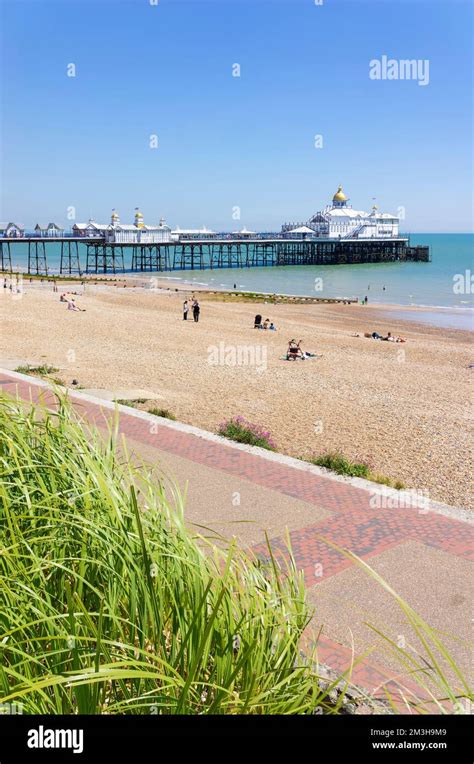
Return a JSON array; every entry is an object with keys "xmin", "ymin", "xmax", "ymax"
[
  {"xmin": 312, "ymin": 453, "xmax": 405, "ymax": 489},
  {"xmin": 370, "ymin": 474, "xmax": 392, "ymax": 487},
  {"xmin": 148, "ymin": 407, "xmax": 176, "ymax": 420},
  {"xmin": 312, "ymin": 452, "xmax": 370, "ymax": 478},
  {"xmin": 15, "ymin": 363, "xmax": 59, "ymax": 376},
  {"xmin": 0, "ymin": 394, "xmax": 329, "ymax": 715},
  {"xmin": 115, "ymin": 398, "xmax": 149, "ymax": 408},
  {"xmin": 218, "ymin": 416, "xmax": 277, "ymax": 451},
  {"xmin": 393, "ymin": 479, "xmax": 406, "ymax": 490}
]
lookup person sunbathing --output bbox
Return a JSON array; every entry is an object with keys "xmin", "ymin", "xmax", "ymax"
[
  {"xmin": 384, "ymin": 332, "xmax": 406, "ymax": 343},
  {"xmin": 287, "ymin": 339, "xmax": 303, "ymax": 360}
]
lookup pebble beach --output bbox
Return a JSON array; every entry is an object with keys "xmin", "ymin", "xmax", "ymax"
[{"xmin": 1, "ymin": 279, "xmax": 472, "ymax": 510}]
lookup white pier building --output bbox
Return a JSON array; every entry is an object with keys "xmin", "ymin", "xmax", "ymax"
[
  {"xmin": 74, "ymin": 210, "xmax": 172, "ymax": 243},
  {"xmin": 282, "ymin": 186, "xmax": 400, "ymax": 240}
]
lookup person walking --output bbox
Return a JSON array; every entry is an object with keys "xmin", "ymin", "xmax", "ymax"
[
  {"xmin": 193, "ymin": 300, "xmax": 200, "ymax": 322},
  {"xmin": 183, "ymin": 300, "xmax": 189, "ymax": 320}
]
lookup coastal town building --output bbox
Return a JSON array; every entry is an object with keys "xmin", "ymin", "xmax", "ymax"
[{"xmin": 282, "ymin": 186, "xmax": 400, "ymax": 239}]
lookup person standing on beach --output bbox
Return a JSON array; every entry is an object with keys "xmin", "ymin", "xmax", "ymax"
[
  {"xmin": 183, "ymin": 300, "xmax": 189, "ymax": 320},
  {"xmin": 193, "ymin": 300, "xmax": 200, "ymax": 322}
]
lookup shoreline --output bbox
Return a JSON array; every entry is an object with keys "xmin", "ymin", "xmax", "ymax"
[{"xmin": 8, "ymin": 273, "xmax": 473, "ymax": 331}]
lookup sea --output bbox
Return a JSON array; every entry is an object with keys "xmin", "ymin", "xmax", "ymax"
[{"xmin": 8, "ymin": 233, "xmax": 473, "ymax": 330}]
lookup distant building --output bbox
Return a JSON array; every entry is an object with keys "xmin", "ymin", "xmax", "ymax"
[
  {"xmin": 282, "ymin": 186, "xmax": 400, "ymax": 239},
  {"xmin": 171, "ymin": 226, "xmax": 216, "ymax": 241},
  {"xmin": 0, "ymin": 222, "xmax": 24, "ymax": 238},
  {"xmin": 34, "ymin": 223, "xmax": 64, "ymax": 237}
]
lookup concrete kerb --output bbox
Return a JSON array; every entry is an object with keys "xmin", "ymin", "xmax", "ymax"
[{"xmin": 1, "ymin": 368, "xmax": 471, "ymax": 525}]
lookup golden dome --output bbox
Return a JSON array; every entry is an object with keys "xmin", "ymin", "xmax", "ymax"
[{"xmin": 333, "ymin": 185, "xmax": 348, "ymax": 202}]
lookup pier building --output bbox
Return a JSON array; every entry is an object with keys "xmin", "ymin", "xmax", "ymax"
[
  {"xmin": 171, "ymin": 226, "xmax": 216, "ymax": 241},
  {"xmin": 282, "ymin": 186, "xmax": 400, "ymax": 240},
  {"xmin": 34, "ymin": 223, "xmax": 64, "ymax": 237},
  {"xmin": 0, "ymin": 222, "xmax": 24, "ymax": 238}
]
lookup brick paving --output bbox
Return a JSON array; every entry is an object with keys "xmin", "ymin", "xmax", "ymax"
[{"xmin": 2, "ymin": 371, "xmax": 472, "ymax": 711}]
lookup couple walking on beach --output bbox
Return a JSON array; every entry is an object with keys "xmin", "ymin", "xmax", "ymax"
[{"xmin": 183, "ymin": 299, "xmax": 200, "ymax": 322}]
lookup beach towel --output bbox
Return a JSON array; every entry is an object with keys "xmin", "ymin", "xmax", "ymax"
[{"xmin": 280, "ymin": 354, "xmax": 322, "ymax": 361}]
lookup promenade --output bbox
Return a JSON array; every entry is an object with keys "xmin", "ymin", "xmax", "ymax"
[{"xmin": 2, "ymin": 369, "xmax": 472, "ymax": 709}]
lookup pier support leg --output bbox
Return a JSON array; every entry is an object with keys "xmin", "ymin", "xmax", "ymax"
[{"xmin": 0, "ymin": 242, "xmax": 12, "ymax": 273}]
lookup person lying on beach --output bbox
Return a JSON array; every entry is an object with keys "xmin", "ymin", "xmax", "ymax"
[
  {"xmin": 363, "ymin": 331, "xmax": 406, "ymax": 342},
  {"xmin": 298, "ymin": 341, "xmax": 318, "ymax": 359},
  {"xmin": 383, "ymin": 332, "xmax": 406, "ymax": 343},
  {"xmin": 263, "ymin": 318, "xmax": 270, "ymax": 330}
]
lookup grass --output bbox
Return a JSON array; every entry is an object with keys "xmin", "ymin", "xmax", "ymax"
[
  {"xmin": 147, "ymin": 407, "xmax": 177, "ymax": 420},
  {"xmin": 115, "ymin": 398, "xmax": 149, "ymax": 408},
  {"xmin": 312, "ymin": 452, "xmax": 370, "ymax": 479},
  {"xmin": 312, "ymin": 452, "xmax": 404, "ymax": 489},
  {"xmin": 218, "ymin": 416, "xmax": 277, "ymax": 451},
  {"xmin": 115, "ymin": 401, "xmax": 177, "ymax": 420},
  {"xmin": 0, "ymin": 394, "xmax": 330, "ymax": 714},
  {"xmin": 14, "ymin": 363, "xmax": 59, "ymax": 377},
  {"xmin": 0, "ymin": 393, "xmax": 470, "ymax": 715}
]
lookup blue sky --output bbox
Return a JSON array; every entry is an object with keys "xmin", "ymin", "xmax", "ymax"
[{"xmin": 1, "ymin": 0, "xmax": 472, "ymax": 232}]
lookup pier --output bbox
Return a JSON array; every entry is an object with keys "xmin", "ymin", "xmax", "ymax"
[{"xmin": 0, "ymin": 235, "xmax": 431, "ymax": 276}]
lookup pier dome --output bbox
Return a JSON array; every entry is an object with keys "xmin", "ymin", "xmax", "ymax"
[
  {"xmin": 111, "ymin": 209, "xmax": 120, "ymax": 224},
  {"xmin": 134, "ymin": 208, "xmax": 145, "ymax": 228},
  {"xmin": 333, "ymin": 185, "xmax": 348, "ymax": 203}
]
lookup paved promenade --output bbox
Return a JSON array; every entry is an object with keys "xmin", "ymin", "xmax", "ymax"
[{"xmin": 2, "ymin": 369, "xmax": 472, "ymax": 710}]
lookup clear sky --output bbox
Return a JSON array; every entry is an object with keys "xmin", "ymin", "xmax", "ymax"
[{"xmin": 1, "ymin": 0, "xmax": 472, "ymax": 232}]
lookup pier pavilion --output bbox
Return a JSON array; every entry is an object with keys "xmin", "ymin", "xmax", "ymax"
[{"xmin": 282, "ymin": 186, "xmax": 400, "ymax": 240}]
